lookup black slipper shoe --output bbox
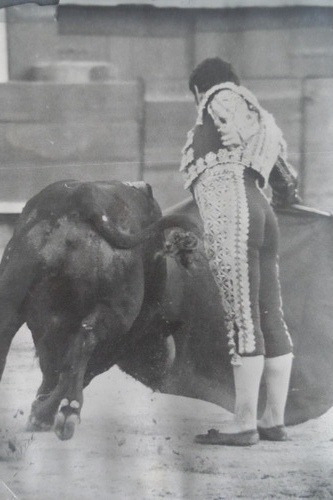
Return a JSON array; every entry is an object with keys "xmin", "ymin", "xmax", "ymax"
[
  {"xmin": 194, "ymin": 428, "xmax": 259, "ymax": 446},
  {"xmin": 258, "ymin": 425, "xmax": 289, "ymax": 441}
]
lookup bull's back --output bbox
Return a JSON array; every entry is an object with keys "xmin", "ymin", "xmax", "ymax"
[{"xmin": 15, "ymin": 180, "xmax": 162, "ymax": 238}]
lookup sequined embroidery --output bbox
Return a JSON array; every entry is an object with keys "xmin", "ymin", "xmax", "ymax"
[
  {"xmin": 193, "ymin": 165, "xmax": 256, "ymax": 364},
  {"xmin": 180, "ymin": 82, "xmax": 287, "ymax": 191}
]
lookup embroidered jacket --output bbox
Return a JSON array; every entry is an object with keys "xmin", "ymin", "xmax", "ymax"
[{"xmin": 180, "ymin": 82, "xmax": 299, "ymax": 204}]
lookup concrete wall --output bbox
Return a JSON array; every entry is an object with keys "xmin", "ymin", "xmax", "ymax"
[{"xmin": 7, "ymin": 6, "xmax": 333, "ymax": 85}]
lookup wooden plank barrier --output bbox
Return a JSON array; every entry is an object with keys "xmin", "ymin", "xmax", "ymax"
[
  {"xmin": 145, "ymin": 97, "xmax": 195, "ymax": 168},
  {"xmin": 0, "ymin": 80, "xmax": 145, "ymax": 210},
  {"xmin": 302, "ymin": 78, "xmax": 333, "ymax": 212},
  {"xmin": 0, "ymin": 78, "xmax": 305, "ymax": 214}
]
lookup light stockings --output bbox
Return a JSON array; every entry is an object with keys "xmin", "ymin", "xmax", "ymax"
[
  {"xmin": 258, "ymin": 352, "xmax": 293, "ymax": 428},
  {"xmin": 232, "ymin": 355, "xmax": 264, "ymax": 431}
]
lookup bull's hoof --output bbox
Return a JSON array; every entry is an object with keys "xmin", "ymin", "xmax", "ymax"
[
  {"xmin": 26, "ymin": 415, "xmax": 53, "ymax": 432},
  {"xmin": 54, "ymin": 400, "xmax": 81, "ymax": 440},
  {"xmin": 54, "ymin": 412, "xmax": 79, "ymax": 440}
]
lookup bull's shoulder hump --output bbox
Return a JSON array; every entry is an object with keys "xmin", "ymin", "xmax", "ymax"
[{"xmin": 122, "ymin": 181, "xmax": 153, "ymax": 199}]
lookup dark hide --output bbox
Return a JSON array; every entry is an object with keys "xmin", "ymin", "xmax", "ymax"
[
  {"xmin": 139, "ymin": 200, "xmax": 333, "ymax": 426},
  {"xmin": 0, "ymin": 180, "xmax": 194, "ymax": 439}
]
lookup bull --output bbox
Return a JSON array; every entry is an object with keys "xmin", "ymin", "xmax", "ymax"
[
  {"xmin": 64, "ymin": 195, "xmax": 333, "ymax": 428},
  {"xmin": 0, "ymin": 180, "xmax": 198, "ymax": 440}
]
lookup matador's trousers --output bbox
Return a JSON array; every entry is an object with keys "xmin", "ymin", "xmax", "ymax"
[{"xmin": 193, "ymin": 164, "xmax": 293, "ymax": 365}]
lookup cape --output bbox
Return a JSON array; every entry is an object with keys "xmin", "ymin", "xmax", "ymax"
[{"xmin": 159, "ymin": 200, "xmax": 333, "ymax": 425}]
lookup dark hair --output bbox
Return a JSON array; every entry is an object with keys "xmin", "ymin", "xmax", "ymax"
[{"xmin": 189, "ymin": 57, "xmax": 240, "ymax": 95}]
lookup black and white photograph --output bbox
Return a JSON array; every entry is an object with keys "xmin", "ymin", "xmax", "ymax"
[{"xmin": 0, "ymin": 0, "xmax": 332, "ymax": 498}]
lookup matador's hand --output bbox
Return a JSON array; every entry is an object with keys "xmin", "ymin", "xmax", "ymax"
[
  {"xmin": 219, "ymin": 122, "xmax": 243, "ymax": 148},
  {"xmin": 208, "ymin": 100, "xmax": 243, "ymax": 148},
  {"xmin": 222, "ymin": 131, "xmax": 242, "ymax": 147}
]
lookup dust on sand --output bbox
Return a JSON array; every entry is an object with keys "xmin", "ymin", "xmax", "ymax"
[{"xmin": 0, "ymin": 326, "xmax": 332, "ymax": 500}]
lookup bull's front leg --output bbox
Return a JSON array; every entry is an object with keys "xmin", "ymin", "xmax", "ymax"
[
  {"xmin": 0, "ymin": 306, "xmax": 23, "ymax": 381},
  {"xmin": 26, "ymin": 334, "xmax": 61, "ymax": 432},
  {"xmin": 0, "ymin": 244, "xmax": 43, "ymax": 380},
  {"xmin": 0, "ymin": 287, "xmax": 25, "ymax": 382},
  {"xmin": 53, "ymin": 318, "xmax": 98, "ymax": 441}
]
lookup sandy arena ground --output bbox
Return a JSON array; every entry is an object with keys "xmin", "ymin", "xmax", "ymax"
[{"xmin": 0, "ymin": 326, "xmax": 332, "ymax": 500}]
